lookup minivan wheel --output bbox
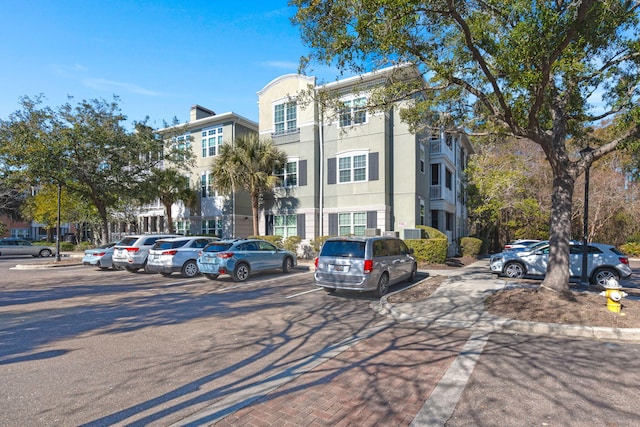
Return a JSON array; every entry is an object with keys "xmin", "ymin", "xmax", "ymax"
[
  {"xmin": 503, "ymin": 262, "xmax": 525, "ymax": 279},
  {"xmin": 592, "ymin": 267, "xmax": 619, "ymax": 287},
  {"xmin": 373, "ymin": 273, "xmax": 390, "ymax": 297},
  {"xmin": 282, "ymin": 257, "xmax": 293, "ymax": 273},
  {"xmin": 233, "ymin": 263, "xmax": 250, "ymax": 282},
  {"xmin": 181, "ymin": 260, "xmax": 199, "ymax": 278},
  {"xmin": 204, "ymin": 273, "xmax": 219, "ymax": 280}
]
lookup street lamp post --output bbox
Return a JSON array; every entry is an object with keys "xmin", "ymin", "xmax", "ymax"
[
  {"xmin": 56, "ymin": 183, "xmax": 62, "ymax": 262},
  {"xmin": 579, "ymin": 147, "xmax": 594, "ymax": 287}
]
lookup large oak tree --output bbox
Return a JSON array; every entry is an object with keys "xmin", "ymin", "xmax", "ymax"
[
  {"xmin": 0, "ymin": 96, "xmax": 193, "ymax": 243},
  {"xmin": 292, "ymin": 0, "xmax": 640, "ymax": 295}
]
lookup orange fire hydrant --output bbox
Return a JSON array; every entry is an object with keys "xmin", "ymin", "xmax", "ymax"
[{"xmin": 599, "ymin": 278, "xmax": 627, "ymax": 313}]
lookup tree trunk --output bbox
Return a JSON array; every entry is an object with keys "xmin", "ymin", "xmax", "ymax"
[
  {"xmin": 540, "ymin": 169, "xmax": 575, "ymax": 296},
  {"xmin": 164, "ymin": 202, "xmax": 174, "ymax": 233},
  {"xmin": 251, "ymin": 191, "xmax": 260, "ymax": 236},
  {"xmin": 97, "ymin": 204, "xmax": 109, "ymax": 244}
]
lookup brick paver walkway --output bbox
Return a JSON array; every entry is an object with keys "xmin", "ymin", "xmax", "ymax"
[{"xmin": 213, "ymin": 325, "xmax": 471, "ymax": 426}]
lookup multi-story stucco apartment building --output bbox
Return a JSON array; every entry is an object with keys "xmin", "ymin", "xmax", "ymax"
[
  {"xmin": 138, "ymin": 64, "xmax": 472, "ymax": 255},
  {"xmin": 256, "ymin": 64, "xmax": 473, "ymax": 255},
  {"xmin": 129, "ymin": 105, "xmax": 258, "ymax": 239}
]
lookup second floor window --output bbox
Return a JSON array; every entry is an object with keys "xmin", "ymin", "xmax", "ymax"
[
  {"xmin": 338, "ymin": 153, "xmax": 367, "ymax": 183},
  {"xmin": 274, "ymin": 101, "xmax": 297, "ymax": 135},
  {"xmin": 201, "ymin": 172, "xmax": 214, "ymax": 198},
  {"xmin": 275, "ymin": 160, "xmax": 298, "ymax": 187},
  {"xmin": 339, "ymin": 96, "xmax": 367, "ymax": 127}
]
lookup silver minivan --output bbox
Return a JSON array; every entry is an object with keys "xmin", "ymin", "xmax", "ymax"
[{"xmin": 314, "ymin": 236, "xmax": 417, "ymax": 297}]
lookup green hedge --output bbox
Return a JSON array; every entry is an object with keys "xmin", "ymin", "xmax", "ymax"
[
  {"xmin": 460, "ymin": 237, "xmax": 483, "ymax": 257},
  {"xmin": 405, "ymin": 238, "xmax": 448, "ymax": 264},
  {"xmin": 621, "ymin": 242, "xmax": 640, "ymax": 257},
  {"xmin": 416, "ymin": 225, "xmax": 447, "ymax": 239}
]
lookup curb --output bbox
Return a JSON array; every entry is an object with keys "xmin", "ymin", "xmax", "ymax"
[{"xmin": 375, "ymin": 273, "xmax": 640, "ymax": 343}]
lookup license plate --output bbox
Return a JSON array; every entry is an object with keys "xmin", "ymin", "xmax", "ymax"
[{"xmin": 333, "ymin": 265, "xmax": 344, "ymax": 272}]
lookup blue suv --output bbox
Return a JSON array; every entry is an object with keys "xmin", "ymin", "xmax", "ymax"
[{"xmin": 197, "ymin": 238, "xmax": 297, "ymax": 282}]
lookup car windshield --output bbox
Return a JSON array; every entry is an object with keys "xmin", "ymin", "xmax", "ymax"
[
  {"xmin": 321, "ymin": 241, "xmax": 366, "ymax": 258},
  {"xmin": 203, "ymin": 242, "xmax": 234, "ymax": 252}
]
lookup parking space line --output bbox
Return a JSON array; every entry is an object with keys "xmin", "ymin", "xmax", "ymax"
[{"xmin": 285, "ymin": 287, "xmax": 323, "ymax": 298}]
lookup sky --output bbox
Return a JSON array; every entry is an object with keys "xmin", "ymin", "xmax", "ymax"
[{"xmin": 0, "ymin": 0, "xmax": 339, "ymax": 128}]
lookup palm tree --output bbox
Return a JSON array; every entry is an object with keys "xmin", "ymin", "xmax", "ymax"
[
  {"xmin": 141, "ymin": 168, "xmax": 198, "ymax": 233},
  {"xmin": 211, "ymin": 134, "xmax": 287, "ymax": 236}
]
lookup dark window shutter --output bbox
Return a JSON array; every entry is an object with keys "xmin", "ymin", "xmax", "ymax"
[
  {"xmin": 265, "ymin": 214, "xmax": 273, "ymax": 235},
  {"xmin": 327, "ymin": 158, "xmax": 336, "ymax": 185},
  {"xmin": 369, "ymin": 152, "xmax": 379, "ymax": 181},
  {"xmin": 298, "ymin": 160, "xmax": 307, "ymax": 186},
  {"xmin": 367, "ymin": 211, "xmax": 377, "ymax": 228},
  {"xmin": 328, "ymin": 213, "xmax": 338, "ymax": 236},
  {"xmin": 297, "ymin": 214, "xmax": 305, "ymax": 238}
]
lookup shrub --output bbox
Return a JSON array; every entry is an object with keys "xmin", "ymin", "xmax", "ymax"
[
  {"xmin": 416, "ymin": 225, "xmax": 447, "ymax": 239},
  {"xmin": 310, "ymin": 235, "xmax": 332, "ymax": 256},
  {"xmin": 283, "ymin": 235, "xmax": 302, "ymax": 253},
  {"xmin": 620, "ymin": 242, "xmax": 640, "ymax": 257},
  {"xmin": 405, "ymin": 238, "xmax": 448, "ymax": 264},
  {"xmin": 460, "ymin": 237, "xmax": 483, "ymax": 257}
]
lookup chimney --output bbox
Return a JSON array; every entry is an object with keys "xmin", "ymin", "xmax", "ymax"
[{"xmin": 190, "ymin": 105, "xmax": 216, "ymax": 121}]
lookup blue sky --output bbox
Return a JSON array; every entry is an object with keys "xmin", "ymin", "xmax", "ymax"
[{"xmin": 0, "ymin": 0, "xmax": 337, "ymax": 127}]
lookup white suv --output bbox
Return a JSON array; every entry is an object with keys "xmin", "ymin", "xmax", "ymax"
[
  {"xmin": 112, "ymin": 234, "xmax": 179, "ymax": 273},
  {"xmin": 146, "ymin": 236, "xmax": 217, "ymax": 278}
]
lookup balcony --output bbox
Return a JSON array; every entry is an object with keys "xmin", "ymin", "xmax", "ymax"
[{"xmin": 271, "ymin": 128, "xmax": 300, "ymax": 144}]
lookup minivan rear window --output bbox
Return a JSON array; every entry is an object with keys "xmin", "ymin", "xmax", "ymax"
[{"xmin": 320, "ymin": 241, "xmax": 366, "ymax": 258}]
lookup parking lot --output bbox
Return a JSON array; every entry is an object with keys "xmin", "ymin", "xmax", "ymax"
[
  {"xmin": 2, "ymin": 256, "xmax": 640, "ymax": 426},
  {"xmin": 0, "ymin": 257, "xmax": 420, "ymax": 425}
]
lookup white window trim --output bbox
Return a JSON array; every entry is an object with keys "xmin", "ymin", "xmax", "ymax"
[
  {"xmin": 276, "ymin": 157, "xmax": 300, "ymax": 188},
  {"xmin": 338, "ymin": 211, "xmax": 367, "ymax": 236},
  {"xmin": 273, "ymin": 98, "xmax": 298, "ymax": 136},
  {"xmin": 338, "ymin": 94, "xmax": 368, "ymax": 128},
  {"xmin": 200, "ymin": 126, "xmax": 223, "ymax": 158},
  {"xmin": 336, "ymin": 150, "xmax": 369, "ymax": 184}
]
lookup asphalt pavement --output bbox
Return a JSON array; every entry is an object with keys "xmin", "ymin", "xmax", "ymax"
[
  {"xmin": 11, "ymin": 256, "xmax": 640, "ymax": 426},
  {"xmin": 168, "ymin": 259, "xmax": 640, "ymax": 426}
]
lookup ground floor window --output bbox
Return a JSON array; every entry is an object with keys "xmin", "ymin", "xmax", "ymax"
[
  {"xmin": 202, "ymin": 219, "xmax": 223, "ymax": 237},
  {"xmin": 274, "ymin": 214, "xmax": 297, "ymax": 238},
  {"xmin": 339, "ymin": 212, "xmax": 366, "ymax": 236},
  {"xmin": 174, "ymin": 220, "xmax": 189, "ymax": 235}
]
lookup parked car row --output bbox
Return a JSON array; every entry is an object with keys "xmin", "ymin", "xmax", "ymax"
[
  {"xmin": 490, "ymin": 241, "xmax": 632, "ymax": 286},
  {"xmin": 79, "ymin": 233, "xmax": 419, "ymax": 297},
  {"xmin": 83, "ymin": 234, "xmax": 299, "ymax": 281}
]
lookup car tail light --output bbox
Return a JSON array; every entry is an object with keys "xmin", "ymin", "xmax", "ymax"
[
  {"xmin": 217, "ymin": 252, "xmax": 234, "ymax": 259},
  {"xmin": 364, "ymin": 259, "xmax": 373, "ymax": 274},
  {"xmin": 162, "ymin": 250, "xmax": 178, "ymax": 255},
  {"xmin": 96, "ymin": 252, "xmax": 106, "ymax": 256},
  {"xmin": 314, "ymin": 257, "xmax": 319, "ymax": 268},
  {"xmin": 126, "ymin": 247, "xmax": 140, "ymax": 253},
  {"xmin": 620, "ymin": 257, "xmax": 629, "ymax": 265}
]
